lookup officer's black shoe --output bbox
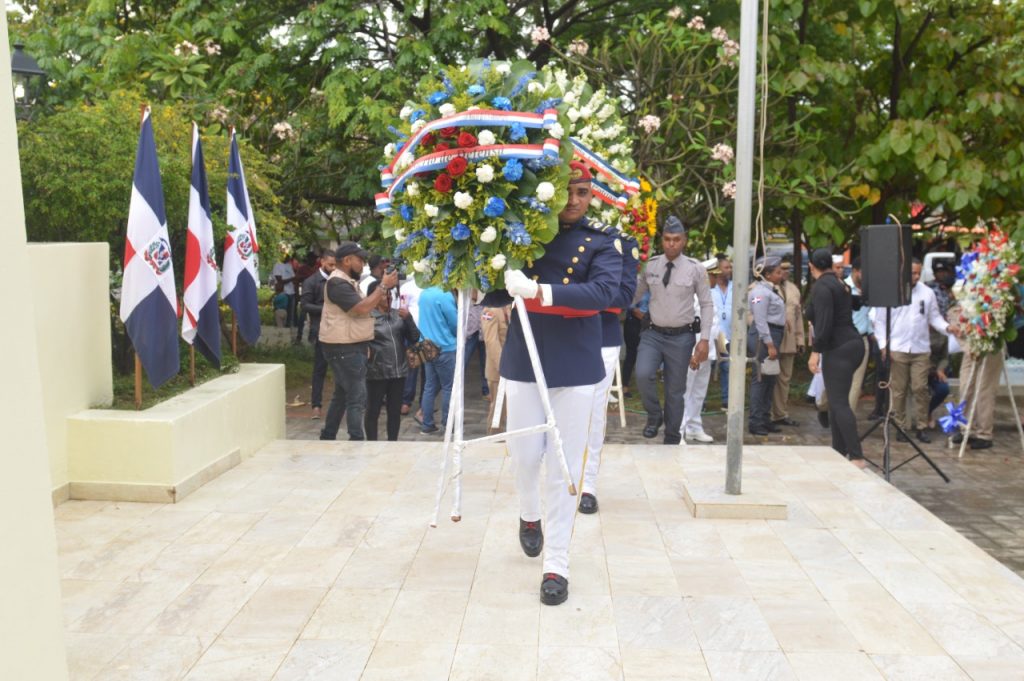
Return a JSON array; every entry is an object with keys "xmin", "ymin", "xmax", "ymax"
[
  {"xmin": 970, "ymin": 438, "xmax": 993, "ymax": 450},
  {"xmin": 817, "ymin": 410, "xmax": 830, "ymax": 428},
  {"xmin": 643, "ymin": 416, "xmax": 663, "ymax": 439},
  {"xmin": 766, "ymin": 424, "xmax": 782, "ymax": 433},
  {"xmin": 663, "ymin": 435, "xmax": 682, "ymax": 445},
  {"xmin": 578, "ymin": 493, "xmax": 598, "ymax": 514},
  {"xmin": 540, "ymin": 573, "xmax": 569, "ymax": 606},
  {"xmin": 749, "ymin": 427, "xmax": 770, "ymax": 436},
  {"xmin": 772, "ymin": 417, "xmax": 800, "ymax": 427},
  {"xmin": 519, "ymin": 518, "xmax": 543, "ymax": 557},
  {"xmin": 915, "ymin": 428, "xmax": 932, "ymax": 444},
  {"xmin": 952, "ymin": 432, "xmax": 964, "ymax": 444}
]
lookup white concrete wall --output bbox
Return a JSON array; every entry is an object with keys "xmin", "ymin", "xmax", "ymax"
[
  {"xmin": 0, "ymin": 7, "xmax": 70, "ymax": 679},
  {"xmin": 28, "ymin": 243, "xmax": 113, "ymax": 498}
]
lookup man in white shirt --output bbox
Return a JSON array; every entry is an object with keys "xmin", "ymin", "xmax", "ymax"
[
  {"xmin": 271, "ymin": 254, "xmax": 297, "ymax": 327},
  {"xmin": 711, "ymin": 255, "xmax": 733, "ymax": 407},
  {"xmin": 872, "ymin": 259, "xmax": 956, "ymax": 443},
  {"xmin": 399, "ymin": 274, "xmax": 424, "ymax": 415},
  {"xmin": 681, "ymin": 259, "xmax": 721, "ymax": 442}
]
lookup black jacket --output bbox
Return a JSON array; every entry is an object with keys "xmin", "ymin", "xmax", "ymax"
[
  {"xmin": 806, "ymin": 272, "xmax": 861, "ymax": 352},
  {"xmin": 300, "ymin": 269, "xmax": 329, "ymax": 340},
  {"xmin": 367, "ymin": 308, "xmax": 420, "ymax": 380}
]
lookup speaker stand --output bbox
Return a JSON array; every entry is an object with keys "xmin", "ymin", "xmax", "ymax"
[{"xmin": 858, "ymin": 307, "xmax": 950, "ymax": 484}]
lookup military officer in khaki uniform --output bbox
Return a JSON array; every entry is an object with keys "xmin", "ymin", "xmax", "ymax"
[{"xmin": 771, "ymin": 257, "xmax": 805, "ymax": 426}]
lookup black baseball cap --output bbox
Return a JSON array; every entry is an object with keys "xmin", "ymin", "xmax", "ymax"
[{"xmin": 335, "ymin": 241, "xmax": 370, "ymax": 261}]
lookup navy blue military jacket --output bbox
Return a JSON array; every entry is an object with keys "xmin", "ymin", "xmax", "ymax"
[
  {"xmin": 600, "ymin": 230, "xmax": 639, "ymax": 348},
  {"xmin": 484, "ymin": 217, "xmax": 620, "ymax": 387}
]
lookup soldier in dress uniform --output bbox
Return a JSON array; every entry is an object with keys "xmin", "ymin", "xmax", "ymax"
[
  {"xmin": 633, "ymin": 217, "xmax": 714, "ymax": 444},
  {"xmin": 748, "ymin": 256, "xmax": 788, "ymax": 435},
  {"xmin": 485, "ymin": 161, "xmax": 620, "ymax": 606},
  {"xmin": 578, "ymin": 219, "xmax": 638, "ymax": 515}
]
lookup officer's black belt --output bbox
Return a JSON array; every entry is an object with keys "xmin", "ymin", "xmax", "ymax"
[
  {"xmin": 650, "ymin": 322, "xmax": 699, "ymax": 336},
  {"xmin": 768, "ymin": 323, "xmax": 784, "ymax": 330}
]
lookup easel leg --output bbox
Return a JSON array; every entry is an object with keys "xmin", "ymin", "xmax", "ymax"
[{"xmin": 959, "ymin": 354, "xmax": 987, "ymax": 459}]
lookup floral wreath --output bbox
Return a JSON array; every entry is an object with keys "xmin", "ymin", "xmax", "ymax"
[
  {"xmin": 376, "ymin": 60, "xmax": 638, "ymax": 291},
  {"xmin": 953, "ymin": 229, "xmax": 1023, "ymax": 355},
  {"xmin": 617, "ymin": 178, "xmax": 658, "ymax": 262}
]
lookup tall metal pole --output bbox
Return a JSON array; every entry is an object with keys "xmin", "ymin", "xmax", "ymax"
[{"xmin": 725, "ymin": 0, "xmax": 761, "ymax": 495}]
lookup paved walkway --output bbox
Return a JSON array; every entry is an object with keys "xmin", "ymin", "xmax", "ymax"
[{"xmin": 287, "ymin": 370, "xmax": 1024, "ymax": 577}]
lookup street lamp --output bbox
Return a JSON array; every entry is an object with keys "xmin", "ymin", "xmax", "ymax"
[{"xmin": 10, "ymin": 43, "xmax": 46, "ymax": 119}]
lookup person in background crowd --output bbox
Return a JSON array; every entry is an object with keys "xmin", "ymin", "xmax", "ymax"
[
  {"xmin": 713, "ymin": 254, "xmax": 733, "ymax": 406},
  {"xmin": 364, "ymin": 282, "xmax": 420, "ymax": 441},
  {"xmin": 771, "ymin": 256, "xmax": 805, "ymax": 427},
  {"xmin": 417, "ymin": 286, "xmax": 458, "ymax": 434},
  {"xmin": 300, "ymin": 251, "xmax": 335, "ymax": 419},
  {"xmin": 816, "ymin": 257, "xmax": 872, "ymax": 427},
  {"xmin": 463, "ymin": 290, "xmax": 490, "ymax": 399},
  {"xmin": 399, "ymin": 273, "xmax": 424, "ymax": 416},
  {"xmin": 925, "ymin": 259, "xmax": 956, "ymax": 429},
  {"xmin": 805, "ymin": 248, "xmax": 867, "ymax": 467},
  {"xmin": 621, "ymin": 289, "xmax": 648, "ymax": 397},
  {"xmin": 681, "ymin": 258, "xmax": 721, "ymax": 443},
  {"xmin": 481, "ymin": 302, "xmax": 511, "ymax": 430},
  {"xmin": 320, "ymin": 241, "xmax": 398, "ymax": 441},
  {"xmin": 272, "ymin": 252, "xmax": 297, "ymax": 327},
  {"xmin": 272, "ymin": 282, "xmax": 288, "ymax": 327},
  {"xmin": 831, "ymin": 254, "xmax": 845, "ymax": 279},
  {"xmin": 634, "ymin": 216, "xmax": 714, "ymax": 445},
  {"xmin": 359, "ymin": 254, "xmax": 388, "ymax": 295},
  {"xmin": 873, "ymin": 258, "xmax": 956, "ymax": 444},
  {"xmin": 293, "ymin": 251, "xmax": 317, "ymax": 344},
  {"xmin": 748, "ymin": 257, "xmax": 787, "ymax": 436}
]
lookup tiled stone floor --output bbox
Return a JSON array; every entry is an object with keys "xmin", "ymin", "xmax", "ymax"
[{"xmin": 57, "ymin": 440, "xmax": 1024, "ymax": 680}]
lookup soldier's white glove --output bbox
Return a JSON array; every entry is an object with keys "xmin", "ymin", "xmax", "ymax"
[{"xmin": 504, "ymin": 269, "xmax": 539, "ymax": 300}]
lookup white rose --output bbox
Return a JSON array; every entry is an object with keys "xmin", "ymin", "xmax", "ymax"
[
  {"xmin": 528, "ymin": 81, "xmax": 544, "ymax": 93},
  {"xmin": 454, "ymin": 191, "xmax": 474, "ymax": 209},
  {"xmin": 424, "ymin": 203, "xmax": 439, "ymax": 218},
  {"xmin": 438, "ymin": 103, "xmax": 456, "ymax": 117},
  {"xmin": 399, "ymin": 105, "xmax": 413, "ymax": 120},
  {"xmin": 562, "ymin": 91, "xmax": 577, "ymax": 104},
  {"xmin": 549, "ymin": 122, "xmax": 565, "ymax": 139},
  {"xmin": 476, "ymin": 164, "xmax": 495, "ymax": 183},
  {"xmin": 480, "ymin": 226, "xmax": 498, "ymax": 243},
  {"xmin": 413, "ymin": 258, "xmax": 431, "ymax": 273},
  {"xmin": 495, "ymin": 62, "xmax": 511, "ymax": 75},
  {"xmin": 406, "ymin": 182, "xmax": 419, "ymax": 196},
  {"xmin": 567, "ymin": 108, "xmax": 581, "ymax": 123},
  {"xmin": 490, "ymin": 253, "xmax": 507, "ymax": 269},
  {"xmin": 478, "ymin": 129, "xmax": 496, "ymax": 146},
  {"xmin": 536, "ymin": 182, "xmax": 555, "ymax": 202},
  {"xmin": 411, "ymin": 119, "xmax": 426, "ymax": 132},
  {"xmin": 590, "ymin": 197, "xmax": 602, "ymax": 209},
  {"xmin": 466, "ymin": 105, "xmax": 481, "ymax": 111},
  {"xmin": 396, "ymin": 152, "xmax": 414, "ymax": 169},
  {"xmin": 394, "ymin": 228, "xmax": 406, "ymax": 241},
  {"xmin": 384, "ymin": 143, "xmax": 395, "ymax": 157}
]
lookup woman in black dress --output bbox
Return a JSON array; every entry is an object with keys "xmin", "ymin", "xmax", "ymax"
[{"xmin": 806, "ymin": 248, "xmax": 867, "ymax": 468}]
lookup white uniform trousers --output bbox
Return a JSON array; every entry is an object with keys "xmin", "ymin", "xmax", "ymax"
[
  {"xmin": 507, "ymin": 380, "xmax": 594, "ymax": 579},
  {"xmin": 582, "ymin": 345, "xmax": 620, "ymax": 496},
  {"xmin": 681, "ymin": 360, "xmax": 713, "ymax": 436}
]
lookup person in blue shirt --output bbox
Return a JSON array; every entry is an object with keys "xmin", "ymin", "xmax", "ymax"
[
  {"xmin": 484, "ymin": 161, "xmax": 620, "ymax": 606},
  {"xmin": 417, "ymin": 286, "xmax": 458, "ymax": 434},
  {"xmin": 712, "ymin": 254, "xmax": 733, "ymax": 406}
]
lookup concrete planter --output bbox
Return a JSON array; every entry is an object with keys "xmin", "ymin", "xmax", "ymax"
[{"xmin": 64, "ymin": 363, "xmax": 285, "ymax": 503}]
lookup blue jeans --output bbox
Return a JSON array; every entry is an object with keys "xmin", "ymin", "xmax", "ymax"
[
  {"xmin": 929, "ymin": 374, "xmax": 950, "ymax": 417},
  {"xmin": 421, "ymin": 350, "xmax": 456, "ymax": 429},
  {"xmin": 320, "ymin": 344, "xmax": 368, "ymax": 440}
]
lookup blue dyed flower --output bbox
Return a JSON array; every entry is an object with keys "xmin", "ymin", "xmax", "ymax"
[
  {"xmin": 428, "ymin": 91, "xmax": 448, "ymax": 105},
  {"xmin": 443, "ymin": 251, "xmax": 456, "ymax": 285},
  {"xmin": 483, "ymin": 197, "xmax": 506, "ymax": 218},
  {"xmin": 491, "ymin": 96, "xmax": 512, "ymax": 111},
  {"xmin": 409, "ymin": 109, "xmax": 427, "ymax": 123},
  {"xmin": 939, "ymin": 401, "xmax": 968, "ymax": 434},
  {"xmin": 519, "ymin": 197, "xmax": 550, "ymax": 215},
  {"xmin": 468, "ymin": 84, "xmax": 485, "ymax": 96},
  {"xmin": 441, "ymin": 72, "xmax": 455, "ymax": 94},
  {"xmin": 387, "ymin": 125, "xmax": 408, "ymax": 140},
  {"xmin": 956, "ymin": 252, "xmax": 979, "ymax": 281},
  {"xmin": 400, "ymin": 204, "xmax": 415, "ymax": 222},
  {"xmin": 509, "ymin": 72, "xmax": 536, "ymax": 98},
  {"xmin": 503, "ymin": 158, "xmax": 524, "ymax": 182},
  {"xmin": 509, "ymin": 123, "xmax": 527, "ymax": 141},
  {"xmin": 506, "ymin": 221, "xmax": 532, "ymax": 246},
  {"xmin": 533, "ymin": 98, "xmax": 563, "ymax": 113},
  {"xmin": 451, "ymin": 223, "xmax": 471, "ymax": 241}
]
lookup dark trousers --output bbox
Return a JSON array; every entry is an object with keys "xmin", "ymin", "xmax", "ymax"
[
  {"xmin": 464, "ymin": 331, "xmax": 489, "ymax": 396},
  {"xmin": 311, "ymin": 339, "xmax": 328, "ymax": 409},
  {"xmin": 622, "ymin": 314, "xmax": 642, "ymax": 388},
  {"xmin": 365, "ymin": 377, "xmax": 406, "ymax": 441},
  {"xmin": 867, "ymin": 336, "xmax": 888, "ymax": 415},
  {"xmin": 285, "ymin": 293, "xmax": 298, "ymax": 327},
  {"xmin": 403, "ymin": 364, "xmax": 425, "ymax": 407},
  {"xmin": 636, "ymin": 329, "xmax": 696, "ymax": 441},
  {"xmin": 822, "ymin": 335, "xmax": 866, "ymax": 459},
  {"xmin": 295, "ymin": 304, "xmax": 307, "ymax": 341},
  {"xmin": 320, "ymin": 344, "xmax": 368, "ymax": 441},
  {"xmin": 928, "ymin": 374, "xmax": 950, "ymax": 417},
  {"xmin": 749, "ymin": 326, "xmax": 785, "ymax": 431}
]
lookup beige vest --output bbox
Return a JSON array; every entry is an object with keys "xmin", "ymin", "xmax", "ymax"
[{"xmin": 318, "ymin": 270, "xmax": 374, "ymax": 344}]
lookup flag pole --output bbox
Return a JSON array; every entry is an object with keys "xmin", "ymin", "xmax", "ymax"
[
  {"xmin": 134, "ymin": 353, "xmax": 143, "ymax": 410},
  {"xmin": 189, "ymin": 346, "xmax": 196, "ymax": 385},
  {"xmin": 231, "ymin": 311, "xmax": 238, "ymax": 355}
]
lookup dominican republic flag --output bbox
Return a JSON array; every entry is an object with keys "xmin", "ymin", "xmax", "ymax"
[
  {"xmin": 182, "ymin": 123, "xmax": 222, "ymax": 367},
  {"xmin": 221, "ymin": 129, "xmax": 261, "ymax": 344},
  {"xmin": 119, "ymin": 107, "xmax": 180, "ymax": 388}
]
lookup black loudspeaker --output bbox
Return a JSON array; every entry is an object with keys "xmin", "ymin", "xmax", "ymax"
[{"xmin": 859, "ymin": 224, "xmax": 912, "ymax": 308}]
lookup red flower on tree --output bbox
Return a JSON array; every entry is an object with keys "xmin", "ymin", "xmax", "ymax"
[
  {"xmin": 434, "ymin": 173, "xmax": 453, "ymax": 193},
  {"xmin": 447, "ymin": 156, "xmax": 469, "ymax": 177},
  {"xmin": 457, "ymin": 132, "xmax": 477, "ymax": 148}
]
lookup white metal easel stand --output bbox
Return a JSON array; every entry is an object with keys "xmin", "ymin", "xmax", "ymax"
[{"xmin": 431, "ymin": 290, "xmax": 575, "ymax": 527}]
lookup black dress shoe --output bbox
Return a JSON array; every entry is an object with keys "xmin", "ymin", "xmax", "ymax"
[
  {"xmin": 578, "ymin": 493, "xmax": 598, "ymax": 514},
  {"xmin": 915, "ymin": 428, "xmax": 932, "ymax": 444},
  {"xmin": 663, "ymin": 435, "xmax": 681, "ymax": 445},
  {"xmin": 772, "ymin": 417, "xmax": 800, "ymax": 427},
  {"xmin": 540, "ymin": 573, "xmax": 569, "ymax": 606},
  {"xmin": 896, "ymin": 430, "xmax": 909, "ymax": 443},
  {"xmin": 867, "ymin": 412, "xmax": 884, "ymax": 422},
  {"xmin": 817, "ymin": 410, "xmax": 830, "ymax": 428},
  {"xmin": 642, "ymin": 416, "xmax": 663, "ymax": 439},
  {"xmin": 519, "ymin": 518, "xmax": 543, "ymax": 557},
  {"xmin": 952, "ymin": 432, "xmax": 964, "ymax": 444},
  {"xmin": 749, "ymin": 427, "xmax": 770, "ymax": 436},
  {"xmin": 970, "ymin": 438, "xmax": 993, "ymax": 450},
  {"xmin": 766, "ymin": 424, "xmax": 782, "ymax": 433}
]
